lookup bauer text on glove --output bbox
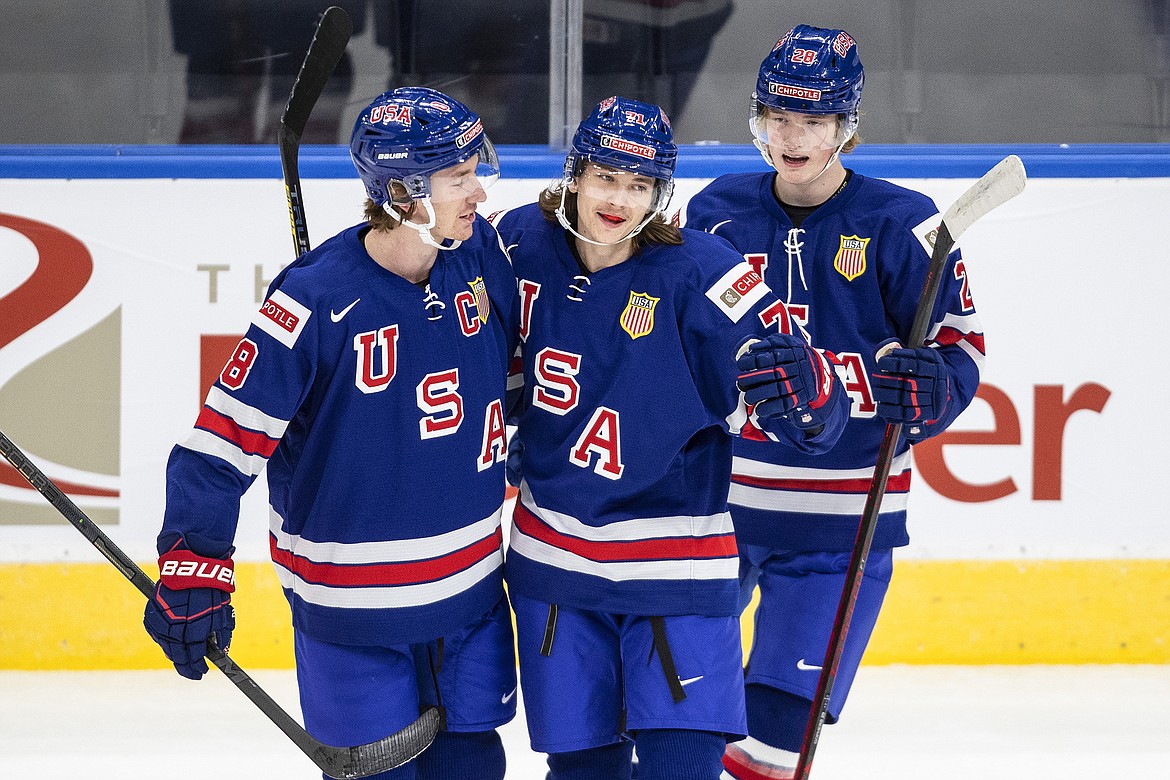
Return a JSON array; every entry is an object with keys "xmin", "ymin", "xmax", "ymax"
[{"xmin": 143, "ymin": 536, "xmax": 236, "ymax": 681}]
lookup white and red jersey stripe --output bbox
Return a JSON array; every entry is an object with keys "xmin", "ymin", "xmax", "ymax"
[
  {"xmin": 509, "ymin": 482, "xmax": 738, "ymax": 584},
  {"xmin": 729, "ymin": 450, "xmax": 913, "ymax": 516},
  {"xmin": 269, "ymin": 504, "xmax": 505, "ymax": 609},
  {"xmin": 181, "ymin": 386, "xmax": 288, "ymax": 477},
  {"xmin": 929, "ymin": 311, "xmax": 986, "ymax": 370}
]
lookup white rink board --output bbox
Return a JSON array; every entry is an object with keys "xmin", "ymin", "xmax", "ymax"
[{"xmin": 0, "ymin": 176, "xmax": 1165, "ymax": 563}]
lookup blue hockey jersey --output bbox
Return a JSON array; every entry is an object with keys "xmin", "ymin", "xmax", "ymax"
[
  {"xmin": 161, "ymin": 218, "xmax": 518, "ymax": 646},
  {"xmin": 493, "ymin": 204, "xmax": 846, "ymax": 618},
  {"xmin": 684, "ymin": 170, "xmax": 984, "ymax": 552}
]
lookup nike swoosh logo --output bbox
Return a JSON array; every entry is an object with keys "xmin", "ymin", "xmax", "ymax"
[
  {"xmin": 678, "ymin": 675, "xmax": 704, "ymax": 687},
  {"xmin": 796, "ymin": 659, "xmax": 822, "ymax": 671},
  {"xmin": 330, "ymin": 298, "xmax": 360, "ymax": 323},
  {"xmin": 500, "ymin": 687, "xmax": 517, "ymax": 704},
  {"xmin": 707, "ymin": 219, "xmax": 732, "ymax": 235}
]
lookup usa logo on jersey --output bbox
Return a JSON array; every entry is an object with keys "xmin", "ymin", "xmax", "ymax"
[
  {"xmin": 834, "ymin": 235, "xmax": 869, "ymax": 281},
  {"xmin": 620, "ymin": 291, "xmax": 659, "ymax": 340},
  {"xmin": 469, "ymin": 276, "xmax": 490, "ymax": 324}
]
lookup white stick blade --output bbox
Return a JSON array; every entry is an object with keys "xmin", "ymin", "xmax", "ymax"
[{"xmin": 942, "ymin": 154, "xmax": 1027, "ymax": 241}]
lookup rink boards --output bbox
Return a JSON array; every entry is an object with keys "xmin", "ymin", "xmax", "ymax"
[{"xmin": 1, "ymin": 145, "xmax": 1167, "ymax": 668}]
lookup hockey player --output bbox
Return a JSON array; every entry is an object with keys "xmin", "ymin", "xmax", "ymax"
[
  {"xmin": 682, "ymin": 26, "xmax": 986, "ymax": 778},
  {"xmin": 493, "ymin": 95, "xmax": 849, "ymax": 780},
  {"xmin": 142, "ymin": 87, "xmax": 519, "ymax": 780}
]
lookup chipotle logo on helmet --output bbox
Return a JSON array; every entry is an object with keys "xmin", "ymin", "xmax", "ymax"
[
  {"xmin": 599, "ymin": 134, "xmax": 656, "ymax": 160},
  {"xmin": 455, "ymin": 119, "xmax": 484, "ymax": 148},
  {"xmin": 769, "ymin": 83, "xmax": 822, "ymax": 101}
]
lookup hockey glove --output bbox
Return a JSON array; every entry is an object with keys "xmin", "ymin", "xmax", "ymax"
[
  {"xmin": 873, "ymin": 345, "xmax": 952, "ymax": 439},
  {"xmin": 737, "ymin": 333, "xmax": 835, "ymax": 433},
  {"xmin": 143, "ymin": 537, "xmax": 236, "ymax": 681}
]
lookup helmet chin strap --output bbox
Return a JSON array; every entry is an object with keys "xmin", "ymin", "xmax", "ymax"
[
  {"xmin": 382, "ymin": 199, "xmax": 462, "ymax": 251},
  {"xmin": 814, "ymin": 142, "xmax": 847, "ymax": 181},
  {"xmin": 554, "ymin": 185, "xmax": 655, "ymax": 247}
]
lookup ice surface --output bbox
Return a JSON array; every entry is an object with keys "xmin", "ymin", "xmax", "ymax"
[{"xmin": 2, "ymin": 666, "xmax": 1167, "ymax": 779}]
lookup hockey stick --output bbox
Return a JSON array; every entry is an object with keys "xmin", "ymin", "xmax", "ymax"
[
  {"xmin": 268, "ymin": 6, "xmax": 440, "ymax": 773},
  {"xmin": 793, "ymin": 155, "xmax": 1027, "ymax": 780},
  {"xmin": 0, "ymin": 428, "xmax": 440, "ymax": 778},
  {"xmin": 279, "ymin": 5, "xmax": 353, "ymax": 258}
]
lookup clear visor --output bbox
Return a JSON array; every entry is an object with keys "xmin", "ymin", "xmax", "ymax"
[
  {"xmin": 749, "ymin": 96, "xmax": 854, "ymax": 153},
  {"xmin": 413, "ymin": 136, "xmax": 501, "ymax": 204},
  {"xmin": 572, "ymin": 162, "xmax": 672, "ymax": 214}
]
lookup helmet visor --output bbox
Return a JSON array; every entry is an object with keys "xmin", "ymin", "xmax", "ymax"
[
  {"xmin": 750, "ymin": 97, "xmax": 854, "ymax": 153},
  {"xmin": 573, "ymin": 162, "xmax": 672, "ymax": 214},
  {"xmin": 421, "ymin": 136, "xmax": 501, "ymax": 204}
]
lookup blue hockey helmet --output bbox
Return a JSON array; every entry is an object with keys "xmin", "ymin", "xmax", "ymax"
[
  {"xmin": 560, "ymin": 96, "xmax": 678, "ymax": 236},
  {"xmin": 566, "ymin": 96, "xmax": 677, "ymax": 186},
  {"xmin": 756, "ymin": 25, "xmax": 864, "ymax": 115},
  {"xmin": 751, "ymin": 25, "xmax": 864, "ymax": 153},
  {"xmin": 350, "ymin": 86, "xmax": 500, "ymax": 207}
]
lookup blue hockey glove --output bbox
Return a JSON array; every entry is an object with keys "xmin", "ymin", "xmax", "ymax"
[
  {"xmin": 737, "ymin": 333, "xmax": 835, "ymax": 432},
  {"xmin": 873, "ymin": 346, "xmax": 952, "ymax": 438},
  {"xmin": 143, "ymin": 538, "xmax": 236, "ymax": 681},
  {"xmin": 506, "ymin": 434, "xmax": 523, "ymax": 488}
]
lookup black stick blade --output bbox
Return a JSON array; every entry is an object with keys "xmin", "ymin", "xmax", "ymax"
[
  {"xmin": 319, "ymin": 707, "xmax": 442, "ymax": 779},
  {"xmin": 281, "ymin": 6, "xmax": 353, "ymax": 138}
]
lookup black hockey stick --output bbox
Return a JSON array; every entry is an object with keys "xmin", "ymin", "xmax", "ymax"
[
  {"xmin": 793, "ymin": 155, "xmax": 1027, "ymax": 780},
  {"xmin": 0, "ymin": 429, "xmax": 440, "ymax": 778},
  {"xmin": 267, "ymin": 6, "xmax": 439, "ymax": 773},
  {"xmin": 279, "ymin": 5, "xmax": 353, "ymax": 258}
]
